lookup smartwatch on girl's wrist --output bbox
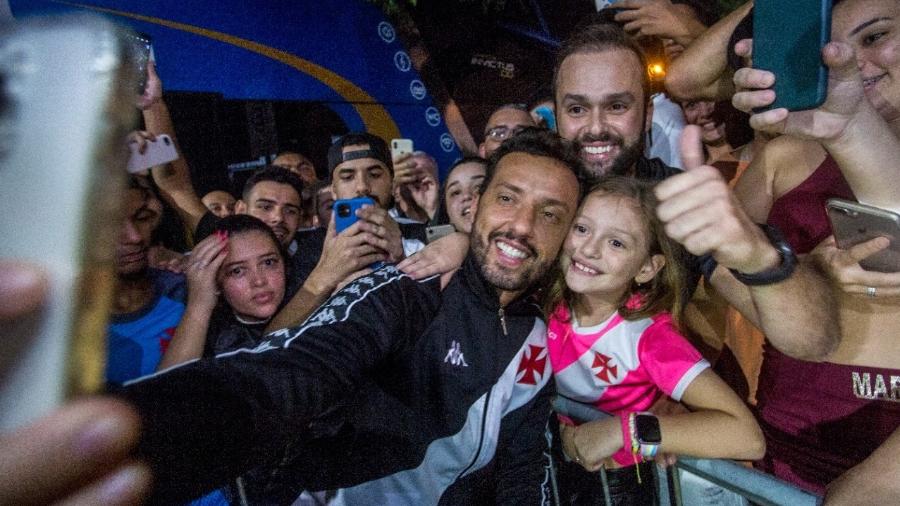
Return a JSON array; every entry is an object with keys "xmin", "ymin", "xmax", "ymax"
[{"xmin": 634, "ymin": 413, "xmax": 661, "ymax": 459}]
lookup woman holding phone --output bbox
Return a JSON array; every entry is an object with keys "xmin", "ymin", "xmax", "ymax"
[{"xmin": 731, "ymin": 0, "xmax": 900, "ymax": 500}]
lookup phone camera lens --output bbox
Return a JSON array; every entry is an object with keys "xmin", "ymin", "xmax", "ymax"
[{"xmin": 337, "ymin": 204, "xmax": 351, "ymax": 218}]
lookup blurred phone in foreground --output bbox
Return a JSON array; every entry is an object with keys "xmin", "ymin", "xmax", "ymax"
[
  {"xmin": 827, "ymin": 199, "xmax": 900, "ymax": 273},
  {"xmin": 753, "ymin": 0, "xmax": 832, "ymax": 112},
  {"xmin": 0, "ymin": 15, "xmax": 137, "ymax": 430}
]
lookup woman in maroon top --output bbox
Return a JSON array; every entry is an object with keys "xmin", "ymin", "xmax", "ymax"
[{"xmin": 732, "ymin": 0, "xmax": 900, "ymax": 502}]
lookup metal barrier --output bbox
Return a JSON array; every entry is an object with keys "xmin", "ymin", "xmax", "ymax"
[
  {"xmin": 551, "ymin": 397, "xmax": 825, "ymax": 506},
  {"xmin": 666, "ymin": 457, "xmax": 823, "ymax": 506}
]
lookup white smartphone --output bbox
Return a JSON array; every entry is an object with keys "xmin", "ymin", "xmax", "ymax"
[
  {"xmin": 0, "ymin": 15, "xmax": 137, "ymax": 429},
  {"xmin": 391, "ymin": 138, "xmax": 414, "ymax": 160},
  {"xmin": 127, "ymin": 133, "xmax": 179, "ymax": 173},
  {"xmin": 827, "ymin": 198, "xmax": 900, "ymax": 273},
  {"xmin": 425, "ymin": 224, "xmax": 456, "ymax": 243}
]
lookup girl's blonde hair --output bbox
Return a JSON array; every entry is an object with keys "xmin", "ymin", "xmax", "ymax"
[{"xmin": 542, "ymin": 176, "xmax": 689, "ymax": 330}]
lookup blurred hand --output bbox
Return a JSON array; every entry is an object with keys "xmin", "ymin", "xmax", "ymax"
[
  {"xmin": 0, "ymin": 263, "xmax": 150, "ymax": 505},
  {"xmin": 148, "ymin": 245, "xmax": 187, "ymax": 274},
  {"xmin": 614, "ymin": 0, "xmax": 705, "ymax": 43},
  {"xmin": 136, "ymin": 60, "xmax": 163, "ymax": 111},
  {"xmin": 0, "ymin": 398, "xmax": 150, "ymax": 506},
  {"xmin": 0, "ymin": 261, "xmax": 47, "ymax": 321}
]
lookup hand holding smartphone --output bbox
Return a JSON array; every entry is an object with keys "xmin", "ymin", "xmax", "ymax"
[
  {"xmin": 0, "ymin": 15, "xmax": 136, "ymax": 430},
  {"xmin": 827, "ymin": 199, "xmax": 900, "ymax": 272},
  {"xmin": 127, "ymin": 133, "xmax": 179, "ymax": 173},
  {"xmin": 333, "ymin": 197, "xmax": 384, "ymax": 270}
]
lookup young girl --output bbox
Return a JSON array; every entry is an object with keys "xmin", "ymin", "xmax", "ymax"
[
  {"xmin": 159, "ymin": 214, "xmax": 287, "ymax": 369},
  {"xmin": 548, "ymin": 176, "xmax": 763, "ymax": 503}
]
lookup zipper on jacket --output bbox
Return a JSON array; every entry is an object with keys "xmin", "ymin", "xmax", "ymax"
[
  {"xmin": 498, "ymin": 308, "xmax": 508, "ymax": 335},
  {"xmin": 456, "ymin": 388, "xmax": 492, "ymax": 480}
]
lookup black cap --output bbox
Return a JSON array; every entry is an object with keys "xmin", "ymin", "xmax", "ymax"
[{"xmin": 327, "ymin": 132, "xmax": 393, "ymax": 179}]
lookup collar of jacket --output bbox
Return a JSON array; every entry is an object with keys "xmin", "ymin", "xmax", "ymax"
[{"xmin": 459, "ymin": 252, "xmax": 540, "ymax": 317}]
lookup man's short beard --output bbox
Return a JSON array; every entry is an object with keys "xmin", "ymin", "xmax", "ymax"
[
  {"xmin": 606, "ymin": 137, "xmax": 645, "ymax": 177},
  {"xmin": 470, "ymin": 229, "xmax": 549, "ymax": 293}
]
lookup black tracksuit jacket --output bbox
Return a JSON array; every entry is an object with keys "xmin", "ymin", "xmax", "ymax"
[{"xmin": 122, "ymin": 254, "xmax": 555, "ymax": 505}]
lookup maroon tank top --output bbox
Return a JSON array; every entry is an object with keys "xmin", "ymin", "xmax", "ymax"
[
  {"xmin": 766, "ymin": 154, "xmax": 854, "ymax": 254},
  {"xmin": 757, "ymin": 155, "xmax": 899, "ymax": 494}
]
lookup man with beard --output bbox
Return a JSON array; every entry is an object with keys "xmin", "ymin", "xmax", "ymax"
[
  {"xmin": 120, "ymin": 129, "xmax": 583, "ymax": 504},
  {"xmin": 107, "ymin": 177, "xmax": 187, "ymax": 385},
  {"xmin": 554, "ymin": 22, "xmax": 673, "ymax": 181},
  {"xmin": 553, "ymin": 22, "xmax": 839, "ymax": 363},
  {"xmin": 270, "ymin": 132, "xmax": 427, "ymax": 330}
]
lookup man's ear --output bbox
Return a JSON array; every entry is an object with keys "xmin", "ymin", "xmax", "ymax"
[
  {"xmin": 635, "ymin": 253, "xmax": 665, "ymax": 285},
  {"xmin": 234, "ymin": 199, "xmax": 247, "ymax": 215}
]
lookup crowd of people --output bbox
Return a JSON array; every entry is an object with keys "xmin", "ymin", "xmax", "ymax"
[{"xmin": 1, "ymin": 0, "xmax": 899, "ymax": 504}]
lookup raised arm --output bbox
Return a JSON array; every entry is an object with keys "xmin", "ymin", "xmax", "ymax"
[
  {"xmin": 139, "ymin": 61, "xmax": 208, "ymax": 232},
  {"xmin": 157, "ymin": 233, "xmax": 228, "ymax": 370},
  {"xmin": 665, "ymin": 1, "xmax": 753, "ymax": 101},
  {"xmin": 124, "ymin": 269, "xmax": 414, "ymax": 503},
  {"xmin": 656, "ymin": 126, "xmax": 839, "ymax": 360}
]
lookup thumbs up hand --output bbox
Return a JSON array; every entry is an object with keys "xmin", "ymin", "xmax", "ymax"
[{"xmin": 655, "ymin": 125, "xmax": 781, "ymax": 275}]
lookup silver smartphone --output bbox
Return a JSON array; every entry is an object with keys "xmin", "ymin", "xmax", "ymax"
[
  {"xmin": 826, "ymin": 198, "xmax": 900, "ymax": 273},
  {"xmin": 425, "ymin": 224, "xmax": 455, "ymax": 243},
  {"xmin": 0, "ymin": 15, "xmax": 137, "ymax": 429}
]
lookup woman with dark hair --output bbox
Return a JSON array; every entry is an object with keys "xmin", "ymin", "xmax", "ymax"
[
  {"xmin": 432, "ymin": 156, "xmax": 488, "ymax": 234},
  {"xmin": 159, "ymin": 214, "xmax": 287, "ymax": 369}
]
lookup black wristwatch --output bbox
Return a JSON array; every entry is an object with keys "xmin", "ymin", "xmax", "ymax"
[
  {"xmin": 729, "ymin": 224, "xmax": 797, "ymax": 286},
  {"xmin": 701, "ymin": 224, "xmax": 797, "ymax": 287}
]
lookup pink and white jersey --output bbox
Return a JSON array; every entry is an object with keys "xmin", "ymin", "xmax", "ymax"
[{"xmin": 547, "ymin": 303, "xmax": 709, "ymax": 415}]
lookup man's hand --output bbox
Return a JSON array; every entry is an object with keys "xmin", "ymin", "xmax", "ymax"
[
  {"xmin": 136, "ymin": 60, "xmax": 163, "ymax": 111},
  {"xmin": 305, "ymin": 215, "xmax": 387, "ymax": 296},
  {"xmin": 810, "ymin": 235, "xmax": 900, "ymax": 298},
  {"xmin": 656, "ymin": 125, "xmax": 780, "ymax": 274},
  {"xmin": 732, "ymin": 39, "xmax": 869, "ymax": 141},
  {"xmin": 560, "ymin": 418, "xmax": 622, "ymax": 472},
  {"xmin": 614, "ymin": 0, "xmax": 706, "ymax": 45},
  {"xmin": 398, "ymin": 232, "xmax": 469, "ymax": 280},
  {"xmin": 356, "ymin": 206, "xmax": 404, "ymax": 263}
]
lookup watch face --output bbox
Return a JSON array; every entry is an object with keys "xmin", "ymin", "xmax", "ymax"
[{"xmin": 635, "ymin": 414, "xmax": 661, "ymax": 444}]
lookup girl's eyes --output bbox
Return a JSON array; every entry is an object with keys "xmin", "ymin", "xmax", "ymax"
[
  {"xmin": 263, "ymin": 258, "xmax": 280, "ymax": 267},
  {"xmin": 864, "ymin": 31, "xmax": 887, "ymax": 46},
  {"xmin": 227, "ymin": 267, "xmax": 245, "ymax": 277},
  {"xmin": 610, "ymin": 239, "xmax": 625, "ymax": 249},
  {"xmin": 573, "ymin": 224, "xmax": 589, "ymax": 234}
]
